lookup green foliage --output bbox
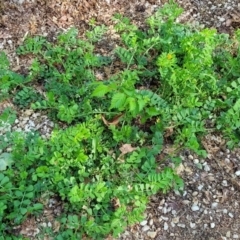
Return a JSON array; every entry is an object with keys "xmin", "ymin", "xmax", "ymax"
[
  {"xmin": 13, "ymin": 87, "xmax": 43, "ymax": 109},
  {"xmin": 1, "ymin": 1, "xmax": 240, "ymax": 239},
  {"xmin": 0, "ymin": 52, "xmax": 27, "ymax": 101}
]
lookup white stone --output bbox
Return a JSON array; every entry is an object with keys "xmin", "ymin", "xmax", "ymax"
[
  {"xmin": 222, "ymin": 180, "xmax": 228, "ymax": 186},
  {"xmin": 147, "ymin": 231, "xmax": 157, "ymax": 239},
  {"xmin": 161, "ymin": 216, "xmax": 169, "ymax": 221},
  {"xmin": 211, "ymin": 202, "xmax": 218, "ymax": 208},
  {"xmin": 226, "ymin": 231, "xmax": 231, "ymax": 238},
  {"xmin": 235, "ymin": 171, "xmax": 240, "ymax": 176},
  {"xmin": 233, "ymin": 234, "xmax": 239, "ymax": 239},
  {"xmin": 223, "ymin": 209, "xmax": 228, "ymax": 214},
  {"xmin": 149, "ymin": 219, "xmax": 153, "ymax": 226},
  {"xmin": 177, "ymin": 223, "xmax": 186, "ymax": 228},
  {"xmin": 142, "ymin": 225, "xmax": 150, "ymax": 232},
  {"xmin": 190, "ymin": 222, "xmax": 196, "ymax": 228},
  {"xmin": 191, "ymin": 205, "xmax": 200, "ymax": 211},
  {"xmin": 172, "ymin": 217, "xmax": 179, "ymax": 224},
  {"xmin": 164, "ymin": 222, "xmax": 169, "ymax": 231},
  {"xmin": 193, "ymin": 159, "xmax": 199, "ymax": 164},
  {"xmin": 210, "ymin": 222, "xmax": 215, "ymax": 228},
  {"xmin": 140, "ymin": 220, "xmax": 148, "ymax": 226},
  {"xmin": 228, "ymin": 212, "xmax": 234, "ymax": 218},
  {"xmin": 171, "ymin": 210, "xmax": 177, "ymax": 215},
  {"xmin": 219, "ymin": 17, "xmax": 225, "ymax": 22},
  {"xmin": 204, "ymin": 164, "xmax": 210, "ymax": 172}
]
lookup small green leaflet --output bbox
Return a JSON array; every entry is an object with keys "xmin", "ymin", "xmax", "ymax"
[
  {"xmin": 92, "ymin": 84, "xmax": 110, "ymax": 97},
  {"xmin": 0, "ymin": 153, "xmax": 13, "ymax": 171},
  {"xmin": 110, "ymin": 93, "xmax": 126, "ymax": 109}
]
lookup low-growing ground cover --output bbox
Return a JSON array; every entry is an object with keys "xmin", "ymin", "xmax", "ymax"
[{"xmin": 0, "ymin": 2, "xmax": 240, "ymax": 239}]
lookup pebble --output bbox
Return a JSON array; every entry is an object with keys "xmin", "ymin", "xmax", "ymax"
[
  {"xmin": 192, "ymin": 191, "xmax": 198, "ymax": 196},
  {"xmin": 162, "ymin": 207, "xmax": 167, "ymax": 214},
  {"xmin": 210, "ymin": 222, "xmax": 215, "ymax": 228},
  {"xmin": 223, "ymin": 209, "xmax": 228, "ymax": 214},
  {"xmin": 193, "ymin": 159, "xmax": 199, "ymax": 164},
  {"xmin": 191, "ymin": 205, "xmax": 200, "ymax": 211},
  {"xmin": 190, "ymin": 222, "xmax": 196, "ymax": 228},
  {"xmin": 204, "ymin": 164, "xmax": 210, "ymax": 172},
  {"xmin": 142, "ymin": 225, "xmax": 150, "ymax": 232},
  {"xmin": 228, "ymin": 212, "xmax": 234, "ymax": 218},
  {"xmin": 226, "ymin": 231, "xmax": 231, "ymax": 238},
  {"xmin": 222, "ymin": 180, "xmax": 228, "ymax": 186},
  {"xmin": 198, "ymin": 184, "xmax": 204, "ymax": 191},
  {"xmin": 188, "ymin": 155, "xmax": 194, "ymax": 160},
  {"xmin": 235, "ymin": 171, "xmax": 240, "ymax": 176},
  {"xmin": 211, "ymin": 202, "xmax": 218, "ymax": 209},
  {"xmin": 182, "ymin": 200, "xmax": 190, "ymax": 205},
  {"xmin": 164, "ymin": 222, "xmax": 169, "ymax": 231},
  {"xmin": 41, "ymin": 222, "xmax": 47, "ymax": 227},
  {"xmin": 140, "ymin": 220, "xmax": 148, "ymax": 226},
  {"xmin": 171, "ymin": 210, "xmax": 177, "ymax": 215},
  {"xmin": 147, "ymin": 231, "xmax": 157, "ymax": 239},
  {"xmin": 233, "ymin": 234, "xmax": 239, "ymax": 239},
  {"xmin": 172, "ymin": 217, "xmax": 179, "ymax": 224},
  {"xmin": 177, "ymin": 223, "xmax": 185, "ymax": 228},
  {"xmin": 149, "ymin": 219, "xmax": 153, "ymax": 226},
  {"xmin": 161, "ymin": 216, "xmax": 169, "ymax": 221},
  {"xmin": 218, "ymin": 17, "xmax": 225, "ymax": 22}
]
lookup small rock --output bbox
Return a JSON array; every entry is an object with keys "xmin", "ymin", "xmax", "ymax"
[
  {"xmin": 140, "ymin": 220, "xmax": 148, "ymax": 226},
  {"xmin": 190, "ymin": 222, "xmax": 196, "ymax": 228},
  {"xmin": 211, "ymin": 202, "xmax": 218, "ymax": 209},
  {"xmin": 226, "ymin": 231, "xmax": 231, "ymax": 238},
  {"xmin": 48, "ymin": 222, "xmax": 52, "ymax": 227},
  {"xmin": 198, "ymin": 185, "xmax": 204, "ymax": 191},
  {"xmin": 192, "ymin": 191, "xmax": 198, "ymax": 196},
  {"xmin": 219, "ymin": 17, "xmax": 225, "ymax": 22},
  {"xmin": 223, "ymin": 209, "xmax": 228, "ymax": 214},
  {"xmin": 142, "ymin": 225, "xmax": 150, "ymax": 232},
  {"xmin": 159, "ymin": 199, "xmax": 165, "ymax": 205},
  {"xmin": 177, "ymin": 223, "xmax": 185, "ymax": 228},
  {"xmin": 164, "ymin": 222, "xmax": 169, "ymax": 231},
  {"xmin": 161, "ymin": 216, "xmax": 169, "ymax": 221},
  {"xmin": 149, "ymin": 219, "xmax": 153, "ymax": 226},
  {"xmin": 210, "ymin": 223, "xmax": 215, "ymax": 228},
  {"xmin": 182, "ymin": 200, "xmax": 190, "ymax": 205},
  {"xmin": 228, "ymin": 212, "xmax": 234, "ymax": 218},
  {"xmin": 204, "ymin": 164, "xmax": 210, "ymax": 172},
  {"xmin": 233, "ymin": 234, "xmax": 239, "ymax": 239},
  {"xmin": 188, "ymin": 155, "xmax": 194, "ymax": 160},
  {"xmin": 191, "ymin": 205, "xmax": 200, "ymax": 211},
  {"xmin": 172, "ymin": 210, "xmax": 177, "ymax": 215},
  {"xmin": 171, "ymin": 222, "xmax": 175, "ymax": 228},
  {"xmin": 222, "ymin": 180, "xmax": 228, "ymax": 186},
  {"xmin": 235, "ymin": 171, "xmax": 240, "ymax": 176},
  {"xmin": 193, "ymin": 159, "xmax": 199, "ymax": 164},
  {"xmin": 42, "ymin": 222, "xmax": 47, "ymax": 227},
  {"xmin": 172, "ymin": 217, "xmax": 179, "ymax": 224},
  {"xmin": 162, "ymin": 207, "xmax": 167, "ymax": 214},
  {"xmin": 24, "ymin": 109, "xmax": 33, "ymax": 116},
  {"xmin": 147, "ymin": 231, "xmax": 157, "ymax": 239}
]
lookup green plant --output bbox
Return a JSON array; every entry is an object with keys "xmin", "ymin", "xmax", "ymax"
[{"xmin": 1, "ymin": 1, "xmax": 240, "ymax": 239}]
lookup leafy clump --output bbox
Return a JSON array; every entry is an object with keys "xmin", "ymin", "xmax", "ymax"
[{"xmin": 0, "ymin": 1, "xmax": 240, "ymax": 239}]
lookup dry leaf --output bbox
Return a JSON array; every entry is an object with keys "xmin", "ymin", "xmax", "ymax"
[
  {"xmin": 101, "ymin": 113, "xmax": 124, "ymax": 126},
  {"xmin": 119, "ymin": 144, "xmax": 137, "ymax": 155}
]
